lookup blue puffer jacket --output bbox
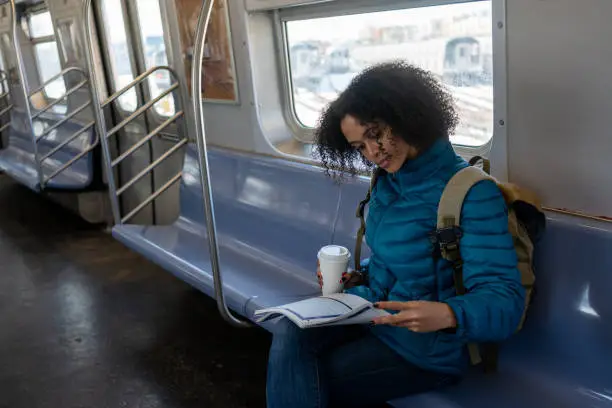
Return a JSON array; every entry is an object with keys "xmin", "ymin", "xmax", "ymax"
[{"xmin": 346, "ymin": 138, "xmax": 526, "ymax": 376}]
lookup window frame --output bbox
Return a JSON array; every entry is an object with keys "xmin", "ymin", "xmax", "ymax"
[{"xmin": 273, "ymin": 0, "xmax": 506, "ymax": 159}]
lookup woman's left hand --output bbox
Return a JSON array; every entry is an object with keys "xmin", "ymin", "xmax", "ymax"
[{"xmin": 371, "ymin": 301, "xmax": 457, "ymax": 333}]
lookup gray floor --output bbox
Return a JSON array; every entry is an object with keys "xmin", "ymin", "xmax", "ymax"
[{"xmin": 0, "ymin": 175, "xmax": 270, "ymax": 408}]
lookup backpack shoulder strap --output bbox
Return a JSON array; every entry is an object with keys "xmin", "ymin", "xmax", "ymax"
[
  {"xmin": 437, "ymin": 166, "xmax": 494, "ymax": 231},
  {"xmin": 436, "ymin": 165, "xmax": 497, "ymax": 371},
  {"xmin": 354, "ymin": 168, "xmax": 383, "ymax": 272},
  {"xmin": 437, "ymin": 165, "xmax": 493, "ymax": 293}
]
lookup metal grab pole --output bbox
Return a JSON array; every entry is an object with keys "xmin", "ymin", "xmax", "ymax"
[
  {"xmin": 9, "ymin": 0, "xmax": 43, "ymax": 188},
  {"xmin": 82, "ymin": 0, "xmax": 121, "ymax": 225},
  {"xmin": 192, "ymin": 0, "xmax": 251, "ymax": 328}
]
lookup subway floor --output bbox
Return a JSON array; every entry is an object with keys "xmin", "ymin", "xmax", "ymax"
[{"xmin": 0, "ymin": 175, "xmax": 270, "ymax": 408}]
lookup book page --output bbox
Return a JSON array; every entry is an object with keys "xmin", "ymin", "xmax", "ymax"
[
  {"xmin": 327, "ymin": 308, "xmax": 390, "ymax": 326},
  {"xmin": 275, "ymin": 293, "xmax": 369, "ymax": 322},
  {"xmin": 321, "ymin": 293, "xmax": 373, "ymax": 309},
  {"xmin": 254, "ymin": 293, "xmax": 372, "ymax": 324}
]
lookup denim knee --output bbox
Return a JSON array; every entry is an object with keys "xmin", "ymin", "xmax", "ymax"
[{"xmin": 269, "ymin": 318, "xmax": 305, "ymax": 348}]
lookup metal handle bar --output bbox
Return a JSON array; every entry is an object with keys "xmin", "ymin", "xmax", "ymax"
[{"xmin": 192, "ymin": 0, "xmax": 251, "ymax": 328}]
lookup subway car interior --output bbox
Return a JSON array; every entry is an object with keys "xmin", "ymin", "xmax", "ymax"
[{"xmin": 0, "ymin": 0, "xmax": 610, "ymax": 406}]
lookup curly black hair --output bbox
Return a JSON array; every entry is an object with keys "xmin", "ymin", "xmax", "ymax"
[{"xmin": 313, "ymin": 61, "xmax": 458, "ymax": 179}]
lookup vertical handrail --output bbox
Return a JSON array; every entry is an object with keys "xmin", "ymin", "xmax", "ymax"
[
  {"xmin": 192, "ymin": 0, "xmax": 251, "ymax": 328},
  {"xmin": 82, "ymin": 0, "xmax": 121, "ymax": 225},
  {"xmin": 9, "ymin": 0, "xmax": 43, "ymax": 187}
]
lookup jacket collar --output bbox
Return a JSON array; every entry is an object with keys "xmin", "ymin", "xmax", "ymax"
[{"xmin": 385, "ymin": 138, "xmax": 457, "ymax": 191}]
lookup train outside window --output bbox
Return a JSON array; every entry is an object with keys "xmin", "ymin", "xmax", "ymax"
[
  {"xmin": 100, "ymin": 0, "xmax": 138, "ymax": 112},
  {"xmin": 285, "ymin": 1, "xmax": 493, "ymax": 147},
  {"xmin": 29, "ymin": 11, "xmax": 67, "ymax": 101},
  {"xmin": 135, "ymin": 0, "xmax": 176, "ymax": 117}
]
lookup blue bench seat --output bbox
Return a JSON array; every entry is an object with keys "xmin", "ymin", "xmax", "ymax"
[
  {"xmin": 112, "ymin": 144, "xmax": 612, "ymax": 407},
  {"xmin": 113, "ymin": 146, "xmax": 339, "ymax": 323},
  {"xmin": 0, "ymin": 112, "xmax": 96, "ymax": 191},
  {"xmin": 114, "ymin": 222, "xmax": 320, "ymax": 320}
]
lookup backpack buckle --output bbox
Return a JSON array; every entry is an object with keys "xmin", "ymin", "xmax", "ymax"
[{"xmin": 432, "ymin": 226, "xmax": 463, "ymax": 261}]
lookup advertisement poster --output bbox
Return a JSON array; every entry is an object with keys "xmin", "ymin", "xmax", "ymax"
[{"xmin": 175, "ymin": 0, "xmax": 239, "ymax": 103}]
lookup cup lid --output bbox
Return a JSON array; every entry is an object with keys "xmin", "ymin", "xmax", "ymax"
[{"xmin": 318, "ymin": 245, "xmax": 350, "ymax": 261}]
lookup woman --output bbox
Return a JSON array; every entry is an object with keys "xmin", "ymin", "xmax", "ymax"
[{"xmin": 266, "ymin": 62, "xmax": 525, "ymax": 408}]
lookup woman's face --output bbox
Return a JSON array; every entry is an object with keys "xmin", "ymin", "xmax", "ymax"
[{"xmin": 341, "ymin": 114, "xmax": 414, "ymax": 173}]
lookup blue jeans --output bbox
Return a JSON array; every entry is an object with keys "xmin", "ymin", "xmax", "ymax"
[{"xmin": 266, "ymin": 319, "xmax": 458, "ymax": 408}]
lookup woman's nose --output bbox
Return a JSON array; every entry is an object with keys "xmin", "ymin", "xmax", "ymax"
[{"xmin": 364, "ymin": 141, "xmax": 379, "ymax": 159}]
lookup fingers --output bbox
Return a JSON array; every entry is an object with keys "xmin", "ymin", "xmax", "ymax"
[
  {"xmin": 342, "ymin": 272, "xmax": 362, "ymax": 289},
  {"xmin": 371, "ymin": 311, "xmax": 421, "ymax": 331},
  {"xmin": 371, "ymin": 312, "xmax": 417, "ymax": 328},
  {"xmin": 374, "ymin": 301, "xmax": 413, "ymax": 311},
  {"xmin": 317, "ymin": 267, "xmax": 352, "ymax": 289},
  {"xmin": 340, "ymin": 272, "xmax": 350, "ymax": 283},
  {"xmin": 371, "ymin": 313, "xmax": 406, "ymax": 326}
]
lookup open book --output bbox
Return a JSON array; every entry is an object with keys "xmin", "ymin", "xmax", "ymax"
[{"xmin": 254, "ymin": 293, "xmax": 390, "ymax": 329}]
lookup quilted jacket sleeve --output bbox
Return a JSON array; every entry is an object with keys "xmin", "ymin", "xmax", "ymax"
[
  {"xmin": 344, "ymin": 258, "xmax": 397, "ymax": 303},
  {"xmin": 443, "ymin": 179, "xmax": 526, "ymax": 342}
]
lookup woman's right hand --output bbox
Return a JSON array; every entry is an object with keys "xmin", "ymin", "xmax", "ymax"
[
  {"xmin": 342, "ymin": 270, "xmax": 367, "ymax": 289},
  {"xmin": 317, "ymin": 260, "xmax": 365, "ymax": 290}
]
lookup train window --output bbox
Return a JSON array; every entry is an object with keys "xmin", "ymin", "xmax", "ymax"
[
  {"xmin": 0, "ymin": 34, "xmax": 14, "ymax": 85},
  {"xmin": 29, "ymin": 11, "xmax": 54, "ymax": 38},
  {"xmin": 100, "ymin": 0, "xmax": 137, "ymax": 112},
  {"xmin": 135, "ymin": 0, "xmax": 175, "ymax": 117},
  {"xmin": 33, "ymin": 42, "xmax": 65, "ymax": 99},
  {"xmin": 283, "ymin": 1, "xmax": 493, "ymax": 147},
  {"xmin": 29, "ymin": 11, "xmax": 67, "ymax": 101}
]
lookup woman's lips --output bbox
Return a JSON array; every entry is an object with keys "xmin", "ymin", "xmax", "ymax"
[{"xmin": 378, "ymin": 158, "xmax": 390, "ymax": 169}]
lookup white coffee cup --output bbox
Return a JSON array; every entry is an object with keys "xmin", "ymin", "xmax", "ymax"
[{"xmin": 318, "ymin": 245, "xmax": 351, "ymax": 295}]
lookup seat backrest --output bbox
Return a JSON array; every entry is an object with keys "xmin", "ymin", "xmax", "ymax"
[
  {"xmin": 332, "ymin": 175, "xmax": 373, "ymax": 268},
  {"xmin": 504, "ymin": 215, "xmax": 612, "ymax": 388},
  {"xmin": 178, "ymin": 145, "xmax": 342, "ymax": 277},
  {"xmin": 7, "ymin": 110, "xmax": 96, "ymax": 176}
]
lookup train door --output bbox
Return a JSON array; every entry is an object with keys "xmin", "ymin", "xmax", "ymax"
[{"xmin": 94, "ymin": 0, "xmax": 183, "ymax": 225}]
